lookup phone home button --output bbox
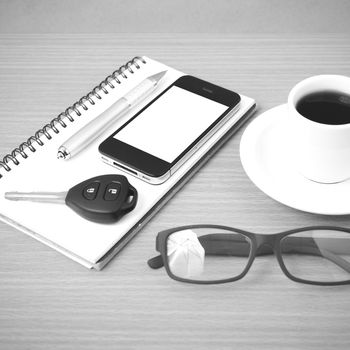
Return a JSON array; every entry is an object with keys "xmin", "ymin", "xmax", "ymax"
[{"xmin": 104, "ymin": 183, "xmax": 120, "ymax": 201}]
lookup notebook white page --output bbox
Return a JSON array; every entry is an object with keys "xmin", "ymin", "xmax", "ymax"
[{"xmin": 0, "ymin": 56, "xmax": 255, "ymax": 268}]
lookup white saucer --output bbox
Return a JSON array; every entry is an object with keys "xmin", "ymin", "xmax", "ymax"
[{"xmin": 240, "ymin": 104, "xmax": 350, "ymax": 215}]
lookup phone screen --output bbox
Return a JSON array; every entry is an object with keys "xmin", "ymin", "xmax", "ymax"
[{"xmin": 113, "ymin": 86, "xmax": 229, "ymax": 163}]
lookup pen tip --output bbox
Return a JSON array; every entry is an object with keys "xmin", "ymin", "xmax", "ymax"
[{"xmin": 149, "ymin": 70, "xmax": 167, "ymax": 84}]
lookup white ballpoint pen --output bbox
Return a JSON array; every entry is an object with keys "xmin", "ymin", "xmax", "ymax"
[{"xmin": 57, "ymin": 70, "xmax": 167, "ymax": 160}]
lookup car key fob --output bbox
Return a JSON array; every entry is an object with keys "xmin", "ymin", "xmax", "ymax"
[{"xmin": 66, "ymin": 174, "xmax": 138, "ymax": 223}]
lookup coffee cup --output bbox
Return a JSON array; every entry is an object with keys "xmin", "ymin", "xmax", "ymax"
[{"xmin": 287, "ymin": 75, "xmax": 350, "ymax": 184}]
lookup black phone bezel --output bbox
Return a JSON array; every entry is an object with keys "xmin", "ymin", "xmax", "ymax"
[{"xmin": 98, "ymin": 75, "xmax": 241, "ymax": 178}]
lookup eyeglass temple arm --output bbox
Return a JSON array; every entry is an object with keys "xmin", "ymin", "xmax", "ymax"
[
  {"xmin": 283, "ymin": 240, "xmax": 350, "ymax": 273},
  {"xmin": 147, "ymin": 234, "xmax": 249, "ymax": 269},
  {"xmin": 200, "ymin": 234, "xmax": 350, "ymax": 273},
  {"xmin": 146, "ymin": 234, "xmax": 249, "ymax": 269},
  {"xmin": 147, "ymin": 234, "xmax": 350, "ymax": 272},
  {"xmin": 148, "ymin": 255, "xmax": 164, "ymax": 269},
  {"xmin": 147, "ymin": 236, "xmax": 265, "ymax": 269}
]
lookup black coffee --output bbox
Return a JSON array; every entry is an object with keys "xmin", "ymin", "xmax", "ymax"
[{"xmin": 296, "ymin": 91, "xmax": 350, "ymax": 125}]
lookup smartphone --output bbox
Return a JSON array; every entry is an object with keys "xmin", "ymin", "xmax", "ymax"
[{"xmin": 99, "ymin": 75, "xmax": 241, "ymax": 184}]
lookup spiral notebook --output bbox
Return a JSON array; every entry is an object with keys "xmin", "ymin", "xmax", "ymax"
[{"xmin": 0, "ymin": 56, "xmax": 256, "ymax": 269}]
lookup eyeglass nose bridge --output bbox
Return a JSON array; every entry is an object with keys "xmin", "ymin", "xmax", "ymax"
[{"xmin": 254, "ymin": 234, "xmax": 279, "ymax": 256}]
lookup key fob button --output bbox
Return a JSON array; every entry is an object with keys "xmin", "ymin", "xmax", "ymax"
[
  {"xmin": 104, "ymin": 183, "xmax": 120, "ymax": 201},
  {"xmin": 83, "ymin": 182, "xmax": 100, "ymax": 200}
]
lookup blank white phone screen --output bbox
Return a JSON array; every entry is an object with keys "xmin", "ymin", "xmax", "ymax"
[{"xmin": 114, "ymin": 85, "xmax": 229, "ymax": 163}]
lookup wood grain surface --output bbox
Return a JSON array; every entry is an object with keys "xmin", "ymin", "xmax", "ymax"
[{"xmin": 0, "ymin": 34, "xmax": 350, "ymax": 350}]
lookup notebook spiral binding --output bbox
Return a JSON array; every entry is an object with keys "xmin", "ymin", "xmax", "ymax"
[{"xmin": 0, "ymin": 56, "xmax": 146, "ymax": 179}]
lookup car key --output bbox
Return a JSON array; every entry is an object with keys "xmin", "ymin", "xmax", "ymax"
[{"xmin": 5, "ymin": 174, "xmax": 138, "ymax": 224}]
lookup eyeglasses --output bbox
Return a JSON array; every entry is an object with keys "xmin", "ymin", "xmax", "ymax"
[{"xmin": 147, "ymin": 225, "xmax": 350, "ymax": 286}]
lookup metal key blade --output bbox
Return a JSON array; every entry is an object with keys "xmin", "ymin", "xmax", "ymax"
[{"xmin": 5, "ymin": 191, "xmax": 67, "ymax": 204}]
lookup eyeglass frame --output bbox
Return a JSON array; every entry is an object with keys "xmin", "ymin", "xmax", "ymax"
[{"xmin": 147, "ymin": 224, "xmax": 350, "ymax": 286}]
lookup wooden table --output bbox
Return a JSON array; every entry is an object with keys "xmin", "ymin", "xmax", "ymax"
[{"xmin": 1, "ymin": 34, "xmax": 350, "ymax": 350}]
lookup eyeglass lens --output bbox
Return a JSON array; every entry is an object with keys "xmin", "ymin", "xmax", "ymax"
[
  {"xmin": 166, "ymin": 228, "xmax": 251, "ymax": 281},
  {"xmin": 280, "ymin": 229, "xmax": 350, "ymax": 283}
]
